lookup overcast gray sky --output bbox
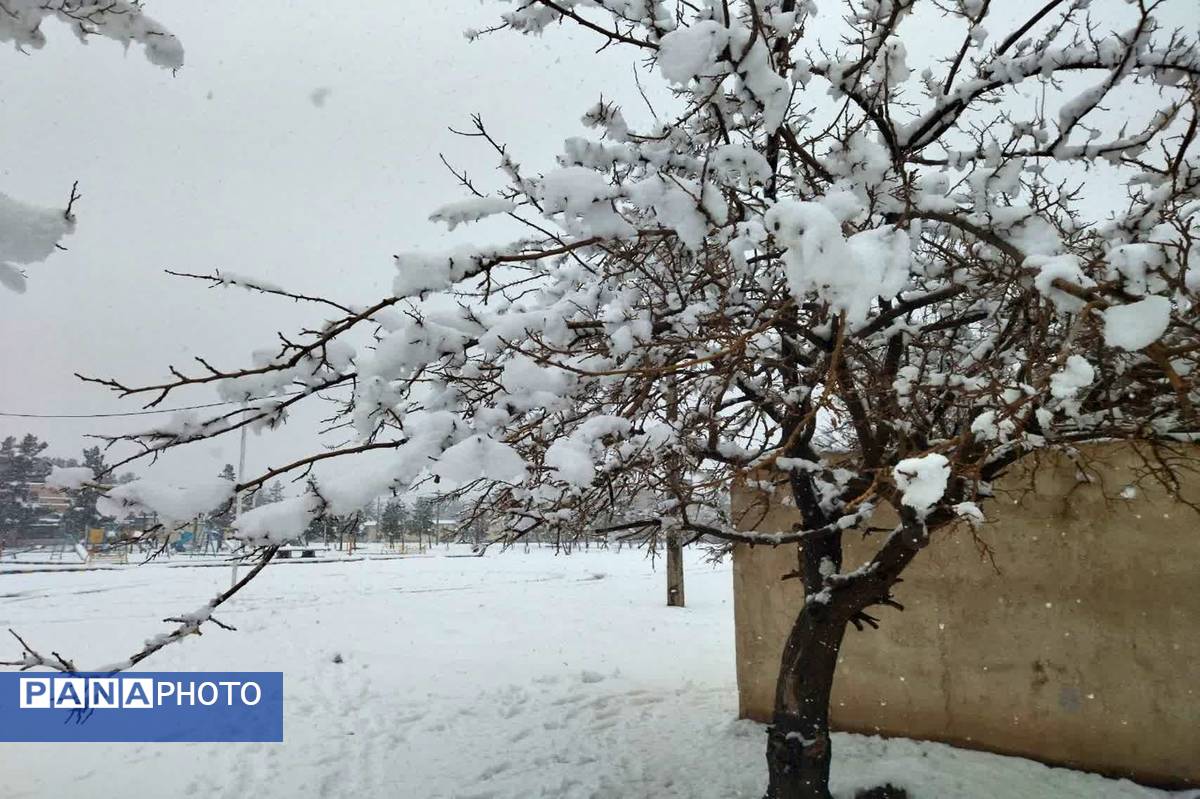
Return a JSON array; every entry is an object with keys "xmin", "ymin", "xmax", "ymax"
[
  {"xmin": 0, "ymin": 1, "xmax": 648, "ymax": 485},
  {"xmin": 2, "ymin": 0, "xmax": 1191, "ymax": 489}
]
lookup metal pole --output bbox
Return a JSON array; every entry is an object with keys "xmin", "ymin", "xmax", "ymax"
[{"xmin": 231, "ymin": 401, "xmax": 248, "ymax": 588}]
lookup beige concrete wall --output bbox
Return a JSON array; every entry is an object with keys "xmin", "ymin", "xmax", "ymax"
[{"xmin": 732, "ymin": 445, "xmax": 1200, "ymax": 787}]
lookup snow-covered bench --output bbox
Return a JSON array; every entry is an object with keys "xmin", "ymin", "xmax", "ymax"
[{"xmin": 275, "ymin": 547, "xmax": 318, "ymax": 559}]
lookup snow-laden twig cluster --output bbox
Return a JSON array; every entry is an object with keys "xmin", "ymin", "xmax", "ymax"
[
  {"xmin": 1, "ymin": 545, "xmax": 277, "ymax": 674},
  {"xmin": 0, "ymin": 182, "xmax": 77, "ymax": 293},
  {"xmin": 0, "ymin": 0, "xmax": 182, "ymax": 67},
  {"xmin": 2, "ymin": 0, "xmax": 180, "ymax": 293}
]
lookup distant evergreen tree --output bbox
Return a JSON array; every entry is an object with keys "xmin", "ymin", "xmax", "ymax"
[
  {"xmin": 361, "ymin": 496, "xmax": 382, "ymax": 524},
  {"xmin": 208, "ymin": 463, "xmax": 238, "ymax": 531},
  {"xmin": 303, "ymin": 512, "xmax": 326, "ymax": 544},
  {"xmin": 0, "ymin": 434, "xmax": 52, "ymax": 543},
  {"xmin": 249, "ymin": 480, "xmax": 284, "ymax": 509},
  {"xmin": 379, "ymin": 499, "xmax": 407, "ymax": 542},
  {"xmin": 304, "ymin": 511, "xmax": 360, "ymax": 549},
  {"xmin": 62, "ymin": 446, "xmax": 110, "ymax": 536},
  {"xmin": 407, "ymin": 497, "xmax": 435, "ymax": 545}
]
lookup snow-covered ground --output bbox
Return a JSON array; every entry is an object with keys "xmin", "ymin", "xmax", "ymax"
[{"xmin": 0, "ymin": 548, "xmax": 1191, "ymax": 798}]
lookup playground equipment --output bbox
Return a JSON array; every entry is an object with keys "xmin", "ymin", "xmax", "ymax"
[
  {"xmin": 381, "ymin": 538, "xmax": 425, "ymax": 554},
  {"xmin": 88, "ymin": 528, "xmax": 128, "ymax": 564},
  {"xmin": 201, "ymin": 528, "xmax": 225, "ymax": 555}
]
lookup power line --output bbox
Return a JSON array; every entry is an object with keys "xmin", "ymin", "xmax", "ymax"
[
  {"xmin": 0, "ymin": 393, "xmax": 305, "ymax": 420},
  {"xmin": 0, "ymin": 400, "xmax": 241, "ymax": 419}
]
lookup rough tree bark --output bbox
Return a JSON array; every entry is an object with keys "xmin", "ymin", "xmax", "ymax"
[
  {"xmin": 766, "ymin": 558, "xmax": 918, "ymax": 798},
  {"xmin": 765, "ymin": 475, "xmax": 925, "ymax": 799},
  {"xmin": 765, "ymin": 599, "xmax": 847, "ymax": 798},
  {"xmin": 762, "ymin": 469, "xmax": 845, "ymax": 798},
  {"xmin": 666, "ymin": 531, "xmax": 685, "ymax": 607}
]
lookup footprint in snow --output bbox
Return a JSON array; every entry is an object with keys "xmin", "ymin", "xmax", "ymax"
[
  {"xmin": 476, "ymin": 761, "xmax": 511, "ymax": 781},
  {"xmin": 396, "ymin": 710, "xmax": 427, "ymax": 725}
]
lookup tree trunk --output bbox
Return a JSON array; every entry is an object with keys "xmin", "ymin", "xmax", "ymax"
[
  {"xmin": 763, "ymin": 506, "xmax": 925, "ymax": 799},
  {"xmin": 665, "ymin": 531, "xmax": 685, "ymax": 607},
  {"xmin": 765, "ymin": 600, "xmax": 847, "ymax": 799}
]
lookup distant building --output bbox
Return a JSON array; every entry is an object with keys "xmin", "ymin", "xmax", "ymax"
[
  {"xmin": 24, "ymin": 483, "xmax": 70, "ymax": 540},
  {"xmin": 360, "ymin": 519, "xmax": 378, "ymax": 541},
  {"xmin": 29, "ymin": 483, "xmax": 70, "ymax": 516},
  {"xmin": 23, "ymin": 482, "xmax": 123, "ymax": 543}
]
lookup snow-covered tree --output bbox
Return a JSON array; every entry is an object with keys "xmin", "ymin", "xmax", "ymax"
[
  {"xmin": 1, "ymin": 1, "xmax": 180, "ymax": 292},
  {"xmin": 8, "ymin": 2, "xmax": 1200, "ymax": 797}
]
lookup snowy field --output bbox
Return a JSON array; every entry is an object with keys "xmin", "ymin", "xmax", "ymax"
[{"xmin": 0, "ymin": 548, "xmax": 1192, "ymax": 799}]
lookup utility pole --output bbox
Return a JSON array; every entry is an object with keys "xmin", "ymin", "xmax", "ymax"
[
  {"xmin": 664, "ymin": 388, "xmax": 686, "ymax": 607},
  {"xmin": 231, "ymin": 401, "xmax": 249, "ymax": 588},
  {"xmin": 666, "ymin": 530, "xmax": 685, "ymax": 607}
]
